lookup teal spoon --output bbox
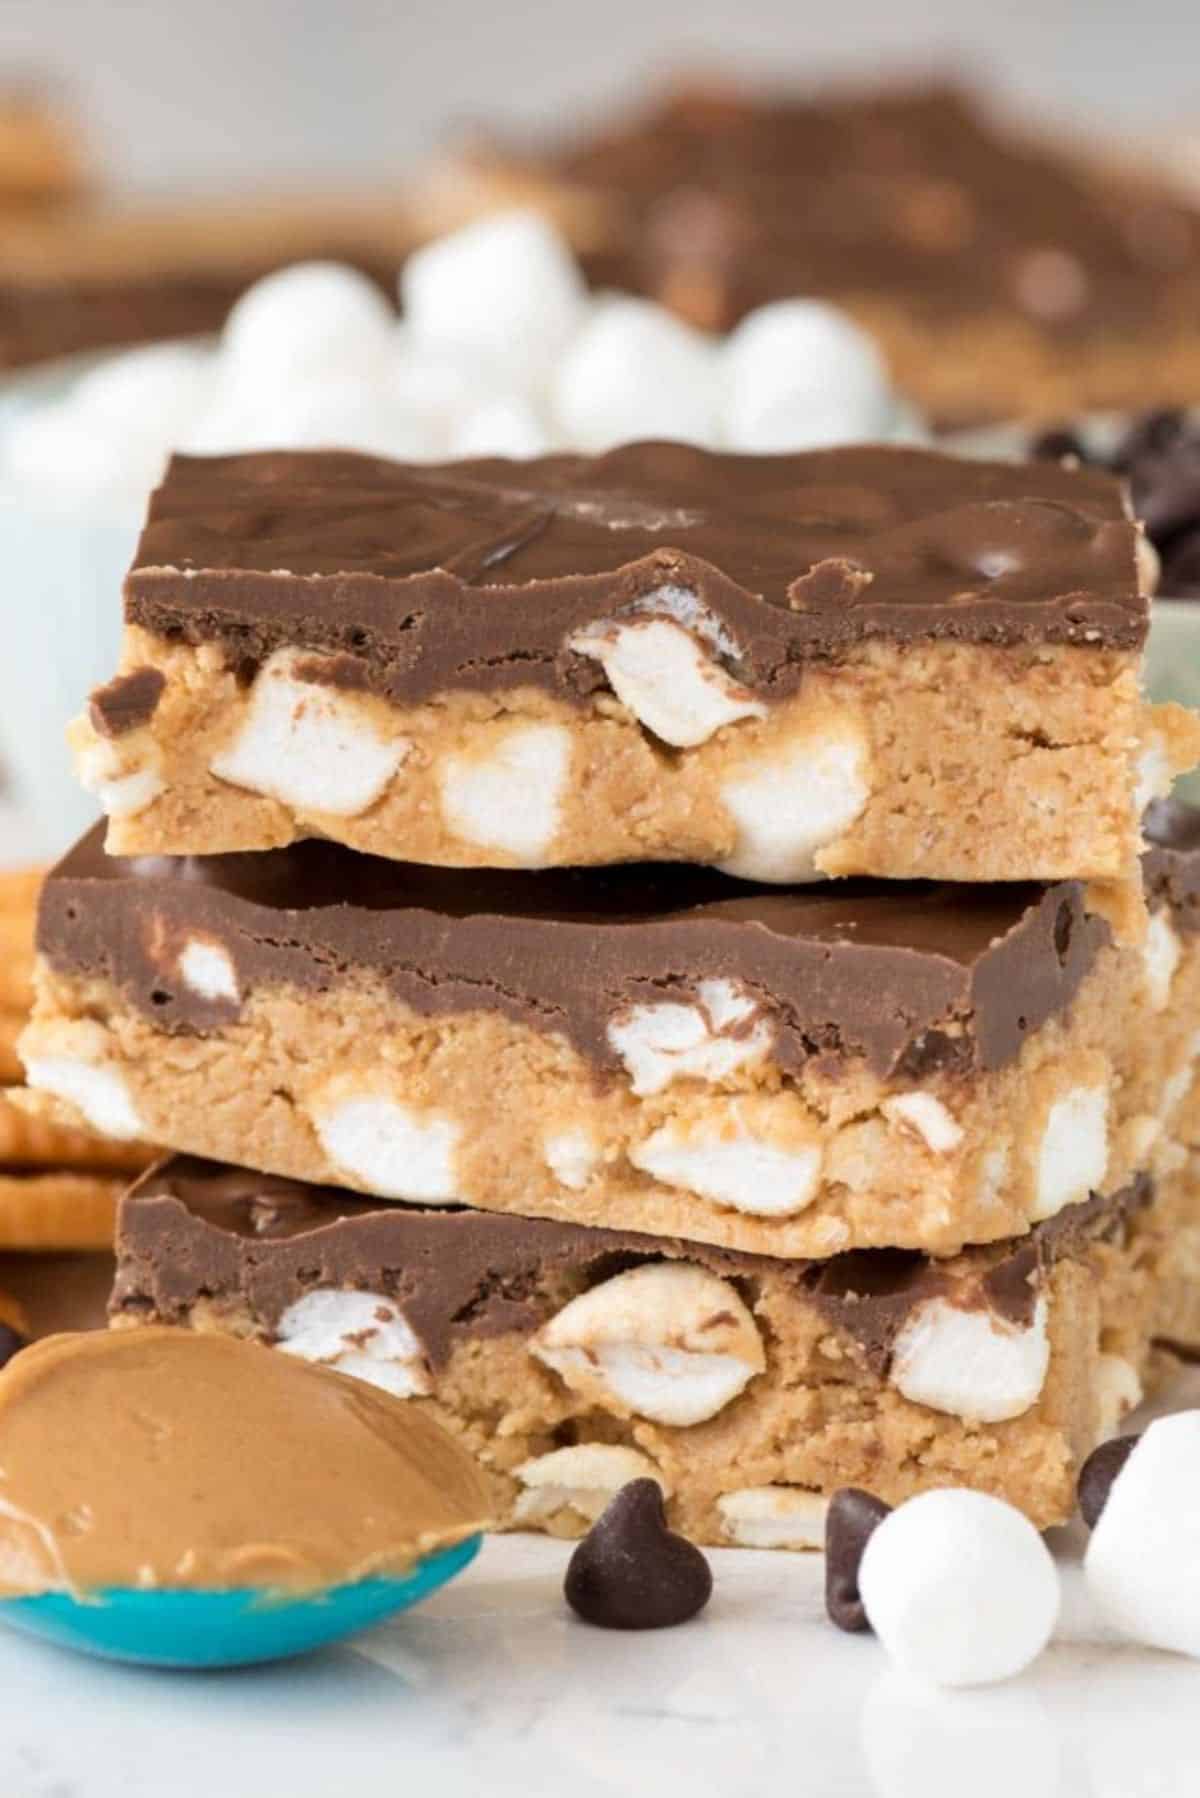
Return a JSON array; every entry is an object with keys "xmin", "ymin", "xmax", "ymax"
[{"xmin": 0, "ymin": 1533, "xmax": 480, "ymax": 1669}]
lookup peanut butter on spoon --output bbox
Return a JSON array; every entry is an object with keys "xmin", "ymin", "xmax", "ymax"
[{"xmin": 0, "ymin": 1328, "xmax": 491, "ymax": 1597}]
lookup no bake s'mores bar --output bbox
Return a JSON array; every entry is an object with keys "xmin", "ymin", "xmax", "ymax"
[
  {"xmin": 111, "ymin": 1155, "xmax": 1200, "ymax": 1538},
  {"xmin": 21, "ymin": 809, "xmax": 1200, "ymax": 1260},
  {"xmin": 72, "ymin": 442, "xmax": 1195, "ymax": 884}
]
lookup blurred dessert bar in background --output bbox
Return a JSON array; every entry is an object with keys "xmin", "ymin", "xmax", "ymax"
[
  {"xmin": 421, "ymin": 79, "xmax": 1200, "ymax": 424},
  {"xmin": 0, "ymin": 83, "xmax": 82, "ymax": 213},
  {"xmin": 68, "ymin": 443, "xmax": 1194, "ymax": 882}
]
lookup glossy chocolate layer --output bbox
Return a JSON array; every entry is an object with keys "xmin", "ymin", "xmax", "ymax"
[
  {"xmin": 531, "ymin": 81, "xmax": 1200, "ymax": 341},
  {"xmin": 40, "ymin": 823, "xmax": 1110, "ymax": 1080},
  {"xmin": 123, "ymin": 443, "xmax": 1143, "ymax": 708},
  {"xmin": 113, "ymin": 1156, "xmax": 1151, "ymax": 1376}
]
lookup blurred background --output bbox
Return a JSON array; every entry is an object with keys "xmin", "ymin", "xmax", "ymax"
[{"xmin": 2, "ymin": 0, "xmax": 1198, "ymax": 190}]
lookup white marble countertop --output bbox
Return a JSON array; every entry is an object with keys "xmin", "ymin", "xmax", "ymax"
[{"xmin": 2, "ymin": 1471, "xmax": 1198, "ymax": 1798}]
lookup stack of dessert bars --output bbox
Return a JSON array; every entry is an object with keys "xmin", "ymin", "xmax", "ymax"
[{"xmin": 20, "ymin": 439, "xmax": 1200, "ymax": 1548}]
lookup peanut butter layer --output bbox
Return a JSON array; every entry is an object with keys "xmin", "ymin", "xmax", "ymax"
[
  {"xmin": 0, "ymin": 1328, "xmax": 490, "ymax": 1597},
  {"xmin": 22, "ymin": 815, "xmax": 1200, "ymax": 1258},
  {"xmin": 74, "ymin": 442, "xmax": 1192, "ymax": 882},
  {"xmin": 429, "ymin": 80, "xmax": 1200, "ymax": 425},
  {"xmin": 112, "ymin": 1156, "xmax": 1200, "ymax": 1541}
]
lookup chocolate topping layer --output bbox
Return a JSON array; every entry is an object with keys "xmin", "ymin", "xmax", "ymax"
[
  {"xmin": 41, "ymin": 822, "xmax": 1111, "ymax": 1080},
  {"xmin": 123, "ymin": 443, "xmax": 1144, "ymax": 707},
  {"xmin": 525, "ymin": 81, "xmax": 1200, "ymax": 343},
  {"xmin": 113, "ymin": 1156, "xmax": 1151, "ymax": 1377}
]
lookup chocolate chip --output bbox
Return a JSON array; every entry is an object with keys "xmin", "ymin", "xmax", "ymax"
[
  {"xmin": 564, "ymin": 1480, "xmax": 712, "ymax": 1630},
  {"xmin": 1031, "ymin": 427, "xmax": 1088, "ymax": 465},
  {"xmin": 0, "ymin": 1323, "xmax": 29, "ymax": 1370},
  {"xmin": 825, "ymin": 1487, "xmax": 891, "ymax": 1632},
  {"xmin": 1161, "ymin": 527, "xmax": 1200, "ymax": 598},
  {"xmin": 1078, "ymin": 1434, "xmax": 1141, "ymax": 1528}
]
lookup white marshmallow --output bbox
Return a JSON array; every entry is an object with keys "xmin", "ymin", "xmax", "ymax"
[
  {"xmin": 402, "ymin": 210, "xmax": 586, "ymax": 387},
  {"xmin": 552, "ymin": 294, "xmax": 720, "ymax": 452},
  {"xmin": 23, "ymin": 1053, "xmax": 145, "ymax": 1142},
  {"xmin": 1095, "ymin": 1353, "xmax": 1143, "ymax": 1439},
  {"xmin": 881, "ymin": 1092, "xmax": 964, "ymax": 1154},
  {"xmin": 859, "ymin": 1489, "xmax": 1059, "ymax": 1686},
  {"xmin": 388, "ymin": 340, "xmax": 493, "ymax": 453},
  {"xmin": 630, "ymin": 1107, "xmax": 822, "ymax": 1218},
  {"xmin": 1135, "ymin": 733, "xmax": 1171, "ymax": 812},
  {"xmin": 629, "ymin": 586, "xmax": 746, "ymax": 662},
  {"xmin": 1085, "ymin": 1412, "xmax": 1200, "ymax": 1658},
  {"xmin": 177, "ymin": 937, "xmax": 240, "ymax": 1006},
  {"xmin": 716, "ymin": 1487, "xmax": 828, "ymax": 1550},
  {"xmin": 532, "ymin": 1262, "xmax": 765, "ymax": 1427},
  {"xmin": 73, "ymin": 342, "xmax": 212, "ymax": 432},
  {"xmin": 568, "ymin": 616, "xmax": 764, "ymax": 748},
  {"xmin": 439, "ymin": 724, "xmax": 570, "ymax": 862},
  {"xmin": 221, "ymin": 373, "xmax": 424, "ymax": 460},
  {"xmin": 721, "ymin": 301, "xmax": 891, "ymax": 453},
  {"xmin": 221, "ymin": 261, "xmax": 395, "ymax": 387},
  {"xmin": 607, "ymin": 978, "xmax": 771, "ymax": 1097},
  {"xmin": 718, "ymin": 733, "xmax": 869, "ymax": 882},
  {"xmin": 449, "ymin": 395, "xmax": 551, "ymax": 459},
  {"xmin": 543, "ymin": 1128, "xmax": 599, "ymax": 1192},
  {"xmin": 890, "ymin": 1295, "xmax": 1050, "ymax": 1423},
  {"xmin": 210, "ymin": 649, "xmax": 405, "ymax": 818},
  {"xmin": 1031, "ymin": 1085, "xmax": 1109, "ymax": 1221},
  {"xmin": 310, "ymin": 1091, "xmax": 461, "ymax": 1202},
  {"xmin": 75, "ymin": 746, "xmax": 164, "ymax": 820},
  {"xmin": 1144, "ymin": 908, "xmax": 1182, "ymax": 1011},
  {"xmin": 513, "ymin": 1444, "xmax": 669, "ymax": 1524},
  {"xmin": 275, "ymin": 1288, "xmax": 431, "ymax": 1398}
]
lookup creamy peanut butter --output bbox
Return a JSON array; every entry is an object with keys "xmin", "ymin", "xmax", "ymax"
[{"xmin": 0, "ymin": 1328, "xmax": 491, "ymax": 1597}]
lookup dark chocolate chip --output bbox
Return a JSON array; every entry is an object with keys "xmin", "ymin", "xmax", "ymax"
[
  {"xmin": 564, "ymin": 1480, "xmax": 712, "ymax": 1630},
  {"xmin": 1031, "ymin": 427, "xmax": 1089, "ymax": 465},
  {"xmin": 825, "ymin": 1487, "xmax": 891, "ymax": 1632},
  {"xmin": 1161, "ymin": 527, "xmax": 1200, "ymax": 598},
  {"xmin": 1078, "ymin": 1434, "xmax": 1141, "ymax": 1528},
  {"xmin": 1114, "ymin": 408, "xmax": 1190, "ymax": 470},
  {"xmin": 0, "ymin": 1323, "xmax": 29, "ymax": 1370}
]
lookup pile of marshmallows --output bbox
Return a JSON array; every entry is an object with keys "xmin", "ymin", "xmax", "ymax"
[
  {"xmin": 1, "ymin": 210, "xmax": 916, "ymax": 512},
  {"xmin": 848, "ymin": 1413, "xmax": 1200, "ymax": 1687}
]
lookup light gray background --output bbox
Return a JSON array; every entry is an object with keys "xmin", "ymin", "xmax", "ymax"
[{"xmin": 2, "ymin": 0, "xmax": 1198, "ymax": 192}]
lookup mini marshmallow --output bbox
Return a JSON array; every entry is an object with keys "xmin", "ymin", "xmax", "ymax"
[
  {"xmin": 72, "ymin": 342, "xmax": 212, "ymax": 433},
  {"xmin": 1144, "ymin": 908, "xmax": 1182, "ymax": 1011},
  {"xmin": 607, "ymin": 978, "xmax": 772, "ymax": 1097},
  {"xmin": 23, "ymin": 1049, "xmax": 145, "ymax": 1143},
  {"xmin": 220, "ymin": 261, "xmax": 396, "ymax": 387},
  {"xmin": 275, "ymin": 1288, "xmax": 431, "ymax": 1398},
  {"xmin": 1031, "ymin": 1085, "xmax": 1109, "ymax": 1221},
  {"xmin": 721, "ymin": 300, "xmax": 892, "ymax": 453},
  {"xmin": 439, "ymin": 723, "xmax": 570, "ymax": 862},
  {"xmin": 881, "ymin": 1093, "xmax": 964, "ymax": 1155},
  {"xmin": 513, "ymin": 1444, "xmax": 669, "ymax": 1524},
  {"xmin": 310, "ymin": 1089, "xmax": 461, "ymax": 1202},
  {"xmin": 388, "ymin": 340, "xmax": 493, "ymax": 452},
  {"xmin": 450, "ymin": 394, "xmax": 551, "ymax": 459},
  {"xmin": 225, "ymin": 374, "xmax": 426, "ymax": 460},
  {"xmin": 1135, "ymin": 733, "xmax": 1171, "ymax": 812},
  {"xmin": 532, "ymin": 1262, "xmax": 765, "ymax": 1427},
  {"xmin": 210, "ymin": 649, "xmax": 406, "ymax": 818},
  {"xmin": 568, "ymin": 616, "xmax": 765, "ymax": 748},
  {"xmin": 75, "ymin": 746, "xmax": 164, "ymax": 820},
  {"xmin": 718, "ymin": 732, "xmax": 869, "ymax": 882},
  {"xmin": 1085, "ymin": 1411, "xmax": 1200, "ymax": 1657},
  {"xmin": 859, "ymin": 1489, "xmax": 1059, "ymax": 1686},
  {"xmin": 177, "ymin": 937, "xmax": 240, "ymax": 1006},
  {"xmin": 1094, "ymin": 1353, "xmax": 1143, "ymax": 1439},
  {"xmin": 630, "ymin": 1104, "xmax": 823, "ymax": 1218},
  {"xmin": 543, "ymin": 1128, "xmax": 599, "ymax": 1192},
  {"xmin": 890, "ymin": 1295, "xmax": 1050, "ymax": 1423},
  {"xmin": 402, "ymin": 210, "xmax": 586, "ymax": 387},
  {"xmin": 717, "ymin": 1487, "xmax": 828, "ymax": 1550},
  {"xmin": 552, "ymin": 295, "xmax": 720, "ymax": 452}
]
